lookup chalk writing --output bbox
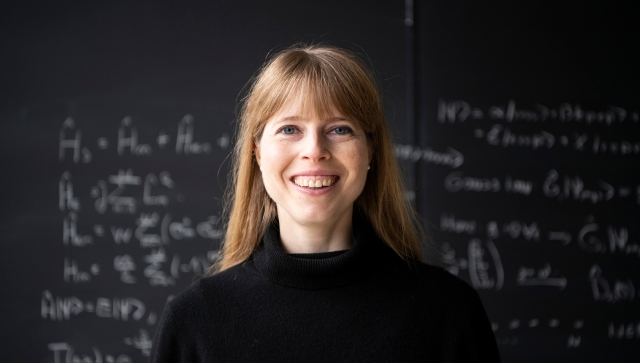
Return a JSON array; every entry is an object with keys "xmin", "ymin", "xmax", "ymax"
[
  {"xmin": 394, "ymin": 144, "xmax": 464, "ymax": 168},
  {"xmin": 517, "ymin": 263, "xmax": 567, "ymax": 290},
  {"xmin": 118, "ymin": 117, "xmax": 152, "ymax": 156},
  {"xmin": 41, "ymin": 291, "xmax": 148, "ymax": 322},
  {"xmin": 589, "ymin": 265, "xmax": 637, "ymax": 303},
  {"xmin": 438, "ymin": 98, "xmax": 639, "ymax": 125},
  {"xmin": 176, "ymin": 115, "xmax": 213, "ymax": 155},
  {"xmin": 444, "ymin": 172, "xmax": 500, "ymax": 193},
  {"xmin": 440, "ymin": 213, "xmax": 477, "ymax": 234},
  {"xmin": 543, "ymin": 170, "xmax": 615, "ymax": 204},
  {"xmin": 48, "ymin": 342, "xmax": 132, "ymax": 363},
  {"xmin": 63, "ymin": 212, "xmax": 93, "ymax": 247},
  {"xmin": 430, "ymin": 95, "xmax": 639, "ymax": 358},
  {"xmin": 123, "ymin": 329, "xmax": 153, "ymax": 357},
  {"xmin": 468, "ymin": 238, "xmax": 504, "ymax": 291},
  {"xmin": 64, "ymin": 258, "xmax": 99, "ymax": 283},
  {"xmin": 475, "ymin": 124, "xmax": 555, "ymax": 150},
  {"xmin": 114, "ymin": 255, "xmax": 136, "ymax": 284},
  {"xmin": 578, "ymin": 216, "xmax": 640, "ymax": 256},
  {"xmin": 46, "ymin": 114, "xmax": 228, "ymax": 360},
  {"xmin": 608, "ymin": 322, "xmax": 640, "ymax": 339}
]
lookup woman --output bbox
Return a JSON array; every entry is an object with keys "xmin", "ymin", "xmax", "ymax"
[{"xmin": 150, "ymin": 44, "xmax": 500, "ymax": 362}]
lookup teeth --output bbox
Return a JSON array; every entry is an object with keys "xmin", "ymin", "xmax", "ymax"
[{"xmin": 294, "ymin": 177, "xmax": 336, "ymax": 188}]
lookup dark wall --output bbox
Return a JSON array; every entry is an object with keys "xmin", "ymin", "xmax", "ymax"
[{"xmin": 1, "ymin": 1, "xmax": 639, "ymax": 362}]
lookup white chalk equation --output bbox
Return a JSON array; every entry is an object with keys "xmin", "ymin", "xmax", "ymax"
[
  {"xmin": 589, "ymin": 265, "xmax": 638, "ymax": 303},
  {"xmin": 517, "ymin": 263, "xmax": 567, "ymax": 290},
  {"xmin": 438, "ymin": 98, "xmax": 638, "ymax": 125},
  {"xmin": 440, "ymin": 212, "xmax": 640, "ymax": 307},
  {"xmin": 440, "ymin": 169, "xmax": 640, "ymax": 206},
  {"xmin": 41, "ymin": 291, "xmax": 150, "ymax": 323},
  {"xmin": 64, "ymin": 258, "xmax": 100, "ymax": 283},
  {"xmin": 440, "ymin": 213, "xmax": 640, "ymax": 257},
  {"xmin": 442, "ymin": 238, "xmax": 504, "ymax": 291},
  {"xmin": 473, "ymin": 126, "xmax": 640, "ymax": 156},
  {"xmin": 59, "ymin": 170, "xmax": 225, "ymax": 246},
  {"xmin": 59, "ymin": 115, "xmax": 230, "ymax": 164},
  {"xmin": 142, "ymin": 247, "xmax": 214, "ymax": 286},
  {"xmin": 542, "ymin": 170, "xmax": 640, "ymax": 205},
  {"xmin": 105, "ymin": 212, "xmax": 223, "ymax": 247},
  {"xmin": 60, "ymin": 169, "xmax": 224, "ymax": 285},
  {"xmin": 61, "ymin": 248, "xmax": 214, "ymax": 286},
  {"xmin": 89, "ymin": 169, "xmax": 174, "ymax": 214},
  {"xmin": 394, "ymin": 144, "xmax": 464, "ymax": 168},
  {"xmin": 577, "ymin": 215, "xmax": 640, "ymax": 256}
]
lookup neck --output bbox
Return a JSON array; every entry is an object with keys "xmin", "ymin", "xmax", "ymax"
[{"xmin": 276, "ymin": 206, "xmax": 354, "ymax": 254}]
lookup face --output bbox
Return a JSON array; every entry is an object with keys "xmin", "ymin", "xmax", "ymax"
[{"xmin": 254, "ymin": 95, "xmax": 370, "ymax": 229}]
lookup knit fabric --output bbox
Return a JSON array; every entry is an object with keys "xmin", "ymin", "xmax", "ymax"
[{"xmin": 149, "ymin": 215, "xmax": 501, "ymax": 362}]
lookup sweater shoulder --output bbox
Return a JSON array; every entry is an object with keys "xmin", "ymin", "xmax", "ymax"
[
  {"xmin": 406, "ymin": 263, "xmax": 500, "ymax": 360},
  {"xmin": 399, "ymin": 260, "xmax": 483, "ymax": 308},
  {"xmin": 415, "ymin": 262, "xmax": 476, "ymax": 292}
]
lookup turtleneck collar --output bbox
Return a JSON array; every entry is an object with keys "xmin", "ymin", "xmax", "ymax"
[{"xmin": 251, "ymin": 212, "xmax": 391, "ymax": 289}]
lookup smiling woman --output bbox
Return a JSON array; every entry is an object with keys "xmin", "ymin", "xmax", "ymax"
[
  {"xmin": 219, "ymin": 44, "xmax": 427, "ymax": 269},
  {"xmin": 149, "ymin": 44, "xmax": 500, "ymax": 362}
]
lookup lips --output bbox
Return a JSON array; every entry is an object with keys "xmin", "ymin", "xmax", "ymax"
[{"xmin": 292, "ymin": 176, "xmax": 338, "ymax": 188}]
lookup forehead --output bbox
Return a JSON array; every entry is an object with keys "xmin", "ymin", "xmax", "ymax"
[{"xmin": 268, "ymin": 90, "xmax": 344, "ymax": 123}]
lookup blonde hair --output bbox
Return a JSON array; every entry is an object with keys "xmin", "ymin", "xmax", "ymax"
[{"xmin": 212, "ymin": 44, "xmax": 424, "ymax": 273}]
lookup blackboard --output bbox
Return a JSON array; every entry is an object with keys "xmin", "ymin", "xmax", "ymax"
[
  {"xmin": 2, "ymin": 1, "xmax": 639, "ymax": 362},
  {"xmin": 0, "ymin": 1, "xmax": 408, "ymax": 361},
  {"xmin": 410, "ymin": 1, "xmax": 640, "ymax": 362}
]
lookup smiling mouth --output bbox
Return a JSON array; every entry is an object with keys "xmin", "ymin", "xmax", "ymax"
[{"xmin": 292, "ymin": 176, "xmax": 339, "ymax": 189}]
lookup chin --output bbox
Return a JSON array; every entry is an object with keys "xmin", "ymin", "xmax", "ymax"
[
  {"xmin": 295, "ymin": 213, "xmax": 337, "ymax": 226},
  {"xmin": 285, "ymin": 206, "xmax": 348, "ymax": 227}
]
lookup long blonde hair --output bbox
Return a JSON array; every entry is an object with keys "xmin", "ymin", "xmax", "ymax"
[{"xmin": 212, "ymin": 44, "xmax": 424, "ymax": 273}]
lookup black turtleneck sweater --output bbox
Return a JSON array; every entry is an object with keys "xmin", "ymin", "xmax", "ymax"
[{"xmin": 149, "ymin": 215, "xmax": 501, "ymax": 362}]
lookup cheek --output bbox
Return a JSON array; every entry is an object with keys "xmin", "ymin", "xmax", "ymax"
[
  {"xmin": 347, "ymin": 143, "xmax": 370, "ymax": 167},
  {"xmin": 259, "ymin": 143, "xmax": 291, "ymax": 184},
  {"xmin": 341, "ymin": 144, "xmax": 370, "ymax": 185},
  {"xmin": 258, "ymin": 140, "xmax": 276, "ymax": 167}
]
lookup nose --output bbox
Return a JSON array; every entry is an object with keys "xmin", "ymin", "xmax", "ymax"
[{"xmin": 300, "ymin": 130, "xmax": 330, "ymax": 162}]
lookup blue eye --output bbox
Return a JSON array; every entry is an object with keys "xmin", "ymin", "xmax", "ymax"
[
  {"xmin": 333, "ymin": 127, "xmax": 352, "ymax": 135},
  {"xmin": 280, "ymin": 126, "xmax": 296, "ymax": 134}
]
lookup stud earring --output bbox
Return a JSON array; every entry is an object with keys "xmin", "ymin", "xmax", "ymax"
[{"xmin": 367, "ymin": 165, "xmax": 370, "ymax": 170}]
